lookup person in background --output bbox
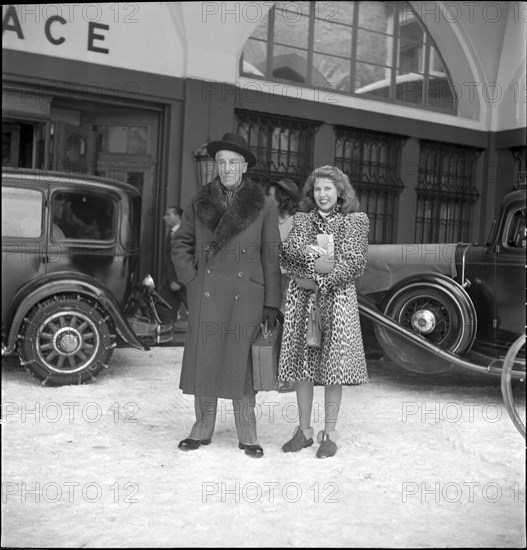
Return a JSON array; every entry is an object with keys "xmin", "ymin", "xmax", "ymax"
[
  {"xmin": 268, "ymin": 178, "xmax": 300, "ymax": 304},
  {"xmin": 69, "ymin": 196, "xmax": 102, "ymax": 239},
  {"xmin": 163, "ymin": 206, "xmax": 187, "ymax": 323},
  {"xmin": 171, "ymin": 132, "xmax": 282, "ymax": 458},
  {"xmin": 269, "ymin": 178, "xmax": 300, "ymax": 394},
  {"xmin": 278, "ymin": 165, "xmax": 369, "ymax": 458},
  {"xmin": 269, "ymin": 178, "xmax": 300, "ymax": 243}
]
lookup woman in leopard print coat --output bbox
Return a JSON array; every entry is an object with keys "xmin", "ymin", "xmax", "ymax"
[{"xmin": 278, "ymin": 165, "xmax": 369, "ymax": 458}]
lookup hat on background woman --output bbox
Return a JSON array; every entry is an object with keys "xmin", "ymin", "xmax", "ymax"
[{"xmin": 272, "ymin": 178, "xmax": 299, "ymax": 202}]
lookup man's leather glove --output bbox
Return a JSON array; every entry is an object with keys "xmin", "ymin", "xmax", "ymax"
[{"xmin": 262, "ymin": 306, "xmax": 279, "ymax": 327}]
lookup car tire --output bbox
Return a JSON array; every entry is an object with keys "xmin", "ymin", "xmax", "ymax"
[
  {"xmin": 375, "ymin": 279, "xmax": 477, "ymax": 374},
  {"xmin": 501, "ymin": 334, "xmax": 526, "ymax": 439},
  {"xmin": 19, "ymin": 296, "xmax": 115, "ymax": 385}
]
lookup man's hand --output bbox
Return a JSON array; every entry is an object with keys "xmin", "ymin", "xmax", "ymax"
[
  {"xmin": 170, "ymin": 281, "xmax": 182, "ymax": 292},
  {"xmin": 262, "ymin": 306, "xmax": 279, "ymax": 327}
]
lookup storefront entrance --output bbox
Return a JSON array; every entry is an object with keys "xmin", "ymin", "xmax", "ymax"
[{"xmin": 2, "ymin": 93, "xmax": 161, "ymax": 280}]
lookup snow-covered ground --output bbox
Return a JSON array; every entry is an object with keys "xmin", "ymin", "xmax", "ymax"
[{"xmin": 1, "ymin": 346, "xmax": 525, "ymax": 548}]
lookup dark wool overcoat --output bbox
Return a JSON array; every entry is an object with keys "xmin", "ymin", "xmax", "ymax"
[
  {"xmin": 278, "ymin": 209, "xmax": 370, "ymax": 386},
  {"xmin": 171, "ymin": 176, "xmax": 282, "ymax": 400}
]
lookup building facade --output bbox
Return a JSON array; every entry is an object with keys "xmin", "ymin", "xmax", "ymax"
[{"xmin": 3, "ymin": 2, "xmax": 526, "ymax": 281}]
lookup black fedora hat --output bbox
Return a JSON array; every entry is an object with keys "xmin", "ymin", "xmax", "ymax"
[
  {"xmin": 207, "ymin": 133, "xmax": 257, "ymax": 168},
  {"xmin": 272, "ymin": 178, "xmax": 299, "ymax": 202}
]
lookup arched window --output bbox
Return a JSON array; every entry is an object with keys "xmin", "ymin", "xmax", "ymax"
[{"xmin": 240, "ymin": 1, "xmax": 457, "ymax": 113}]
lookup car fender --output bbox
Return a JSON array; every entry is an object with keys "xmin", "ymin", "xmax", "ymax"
[
  {"xmin": 2, "ymin": 272, "xmax": 147, "ymax": 354},
  {"xmin": 382, "ymin": 272, "xmax": 478, "ymax": 343},
  {"xmin": 382, "ymin": 272, "xmax": 475, "ymax": 310},
  {"xmin": 376, "ymin": 272, "xmax": 478, "ymax": 372}
]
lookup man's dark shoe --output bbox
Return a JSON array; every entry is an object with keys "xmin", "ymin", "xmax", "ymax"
[
  {"xmin": 178, "ymin": 438, "xmax": 212, "ymax": 451},
  {"xmin": 238, "ymin": 442, "xmax": 264, "ymax": 458}
]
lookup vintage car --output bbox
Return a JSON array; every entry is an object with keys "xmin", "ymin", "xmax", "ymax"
[
  {"xmin": 356, "ymin": 185, "xmax": 525, "ymax": 435},
  {"xmin": 1, "ymin": 169, "xmax": 173, "ymax": 386}
]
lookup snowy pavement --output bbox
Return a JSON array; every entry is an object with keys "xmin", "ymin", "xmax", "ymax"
[{"xmin": 1, "ymin": 345, "xmax": 525, "ymax": 548}]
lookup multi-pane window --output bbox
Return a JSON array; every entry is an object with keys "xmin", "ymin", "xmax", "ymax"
[
  {"xmin": 241, "ymin": 1, "xmax": 456, "ymax": 113},
  {"xmin": 416, "ymin": 141, "xmax": 480, "ymax": 243},
  {"xmin": 235, "ymin": 109, "xmax": 321, "ymax": 188},
  {"xmin": 334, "ymin": 127, "xmax": 405, "ymax": 243}
]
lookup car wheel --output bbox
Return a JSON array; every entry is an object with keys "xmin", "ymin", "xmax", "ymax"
[
  {"xmin": 375, "ymin": 280, "xmax": 477, "ymax": 374},
  {"xmin": 501, "ymin": 334, "xmax": 526, "ymax": 439},
  {"xmin": 19, "ymin": 296, "xmax": 115, "ymax": 385}
]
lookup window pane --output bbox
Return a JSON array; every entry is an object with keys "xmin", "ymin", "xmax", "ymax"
[
  {"xmin": 429, "ymin": 47, "xmax": 446, "ymax": 75},
  {"xmin": 272, "ymin": 45, "xmax": 308, "ymax": 83},
  {"xmin": 314, "ymin": 20, "xmax": 352, "ymax": 57},
  {"xmin": 274, "ymin": 1, "xmax": 310, "ymax": 18},
  {"xmin": 400, "ymin": 19, "xmax": 424, "ymax": 44},
  {"xmin": 355, "ymin": 61, "xmax": 391, "ymax": 95},
  {"xmin": 398, "ymin": 20, "xmax": 425, "ymax": 75},
  {"xmin": 504, "ymin": 208, "xmax": 526, "ymax": 248},
  {"xmin": 239, "ymin": 0, "xmax": 457, "ymax": 114},
  {"xmin": 313, "ymin": 53, "xmax": 350, "ymax": 91},
  {"xmin": 52, "ymin": 191, "xmax": 115, "ymax": 241},
  {"xmin": 2, "ymin": 187, "xmax": 42, "ymax": 238},
  {"xmin": 274, "ymin": 12, "xmax": 309, "ymax": 48},
  {"xmin": 357, "ymin": 28, "xmax": 391, "ymax": 66},
  {"xmin": 398, "ymin": 42, "xmax": 424, "ymax": 75},
  {"xmin": 318, "ymin": 1, "xmax": 354, "ymax": 25},
  {"xmin": 358, "ymin": 1, "xmax": 395, "ymax": 33},
  {"xmin": 107, "ymin": 127, "xmax": 127, "ymax": 153},
  {"xmin": 251, "ymin": 16, "xmax": 268, "ymax": 40},
  {"xmin": 97, "ymin": 126, "xmax": 147, "ymax": 154},
  {"xmin": 242, "ymin": 38, "xmax": 267, "ymax": 76},
  {"xmin": 127, "ymin": 127, "xmax": 147, "ymax": 154}
]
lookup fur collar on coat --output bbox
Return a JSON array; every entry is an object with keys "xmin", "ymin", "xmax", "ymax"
[{"xmin": 194, "ymin": 176, "xmax": 265, "ymax": 256}]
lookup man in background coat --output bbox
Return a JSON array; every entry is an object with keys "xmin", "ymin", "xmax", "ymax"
[{"xmin": 171, "ymin": 133, "xmax": 282, "ymax": 458}]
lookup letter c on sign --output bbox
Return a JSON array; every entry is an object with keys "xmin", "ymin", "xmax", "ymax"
[{"xmin": 45, "ymin": 16, "xmax": 66, "ymax": 45}]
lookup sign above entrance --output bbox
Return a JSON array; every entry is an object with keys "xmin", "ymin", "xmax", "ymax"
[
  {"xmin": 1, "ymin": 4, "xmax": 185, "ymax": 77},
  {"xmin": 3, "ymin": 5, "xmax": 110, "ymax": 54}
]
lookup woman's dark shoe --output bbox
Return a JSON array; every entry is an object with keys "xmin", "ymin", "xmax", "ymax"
[
  {"xmin": 316, "ymin": 431, "xmax": 338, "ymax": 458},
  {"xmin": 238, "ymin": 442, "xmax": 264, "ymax": 458},
  {"xmin": 282, "ymin": 426, "xmax": 314, "ymax": 453},
  {"xmin": 178, "ymin": 437, "xmax": 212, "ymax": 451}
]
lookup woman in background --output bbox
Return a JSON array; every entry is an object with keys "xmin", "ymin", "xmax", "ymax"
[
  {"xmin": 269, "ymin": 178, "xmax": 300, "ymax": 394},
  {"xmin": 269, "ymin": 178, "xmax": 300, "ymax": 305}
]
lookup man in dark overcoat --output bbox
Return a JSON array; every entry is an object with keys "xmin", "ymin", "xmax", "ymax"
[{"xmin": 171, "ymin": 133, "xmax": 282, "ymax": 458}]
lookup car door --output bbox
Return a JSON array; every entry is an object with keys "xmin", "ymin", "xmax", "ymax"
[
  {"xmin": 1, "ymin": 182, "xmax": 47, "ymax": 321},
  {"xmin": 494, "ymin": 202, "xmax": 526, "ymax": 347},
  {"xmin": 45, "ymin": 187, "xmax": 125, "ymax": 302}
]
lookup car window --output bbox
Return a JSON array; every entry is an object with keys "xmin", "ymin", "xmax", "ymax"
[
  {"xmin": 122, "ymin": 194, "xmax": 141, "ymax": 250},
  {"xmin": 1, "ymin": 186, "xmax": 43, "ymax": 238},
  {"xmin": 504, "ymin": 207, "xmax": 526, "ymax": 249},
  {"xmin": 51, "ymin": 191, "xmax": 115, "ymax": 241}
]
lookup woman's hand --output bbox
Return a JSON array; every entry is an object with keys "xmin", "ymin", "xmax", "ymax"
[
  {"xmin": 303, "ymin": 244, "xmax": 324, "ymax": 256},
  {"xmin": 314, "ymin": 253, "xmax": 335, "ymax": 274},
  {"xmin": 295, "ymin": 277, "xmax": 318, "ymax": 290}
]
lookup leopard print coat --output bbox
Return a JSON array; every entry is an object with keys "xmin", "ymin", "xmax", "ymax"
[{"xmin": 278, "ymin": 208, "xmax": 369, "ymax": 386}]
